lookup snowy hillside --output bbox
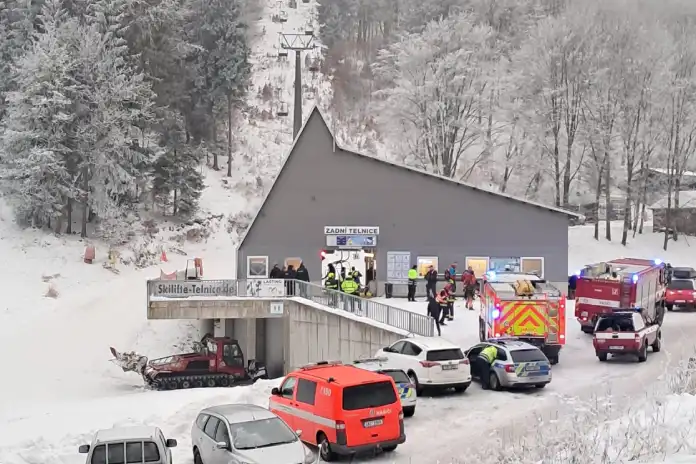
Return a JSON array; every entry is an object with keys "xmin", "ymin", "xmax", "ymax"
[{"xmin": 4, "ymin": 218, "xmax": 696, "ymax": 463}]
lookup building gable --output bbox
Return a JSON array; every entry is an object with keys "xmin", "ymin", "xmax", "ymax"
[{"xmin": 237, "ymin": 106, "xmax": 579, "ymax": 252}]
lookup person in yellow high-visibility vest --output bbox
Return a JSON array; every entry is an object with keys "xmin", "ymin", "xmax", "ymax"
[
  {"xmin": 341, "ymin": 274, "xmax": 360, "ymax": 312},
  {"xmin": 407, "ymin": 265, "xmax": 418, "ymax": 302}
]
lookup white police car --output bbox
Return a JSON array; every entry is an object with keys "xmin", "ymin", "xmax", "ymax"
[
  {"xmin": 352, "ymin": 357, "xmax": 418, "ymax": 417},
  {"xmin": 465, "ymin": 339, "xmax": 551, "ymax": 390}
]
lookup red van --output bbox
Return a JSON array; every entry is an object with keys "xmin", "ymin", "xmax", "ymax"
[{"xmin": 269, "ymin": 361, "xmax": 405, "ymax": 461}]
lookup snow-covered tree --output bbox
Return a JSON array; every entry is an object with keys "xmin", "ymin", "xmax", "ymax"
[
  {"xmin": 371, "ymin": 13, "xmax": 493, "ymax": 179},
  {"xmin": 0, "ymin": 0, "xmax": 78, "ymax": 228}
]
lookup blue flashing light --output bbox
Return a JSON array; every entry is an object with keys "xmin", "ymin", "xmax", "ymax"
[
  {"xmin": 632, "ymin": 274, "xmax": 639, "ymax": 284},
  {"xmin": 487, "ymin": 271, "xmax": 497, "ymax": 280},
  {"xmin": 574, "ymin": 270, "xmax": 581, "ymax": 276},
  {"xmin": 654, "ymin": 258, "xmax": 663, "ymax": 265},
  {"xmin": 492, "ymin": 309, "xmax": 501, "ymax": 319}
]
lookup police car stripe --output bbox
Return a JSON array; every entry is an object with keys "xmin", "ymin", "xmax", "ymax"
[{"xmin": 271, "ymin": 402, "xmax": 337, "ymax": 428}]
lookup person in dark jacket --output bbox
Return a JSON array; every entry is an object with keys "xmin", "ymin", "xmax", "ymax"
[
  {"xmin": 324, "ymin": 264, "xmax": 339, "ymax": 306},
  {"xmin": 436, "ymin": 288, "xmax": 449, "ymax": 326},
  {"xmin": 425, "ymin": 266, "xmax": 438, "ymax": 299},
  {"xmin": 296, "ymin": 262, "xmax": 310, "ymax": 297},
  {"xmin": 269, "ymin": 264, "xmax": 282, "ymax": 278},
  {"xmin": 427, "ymin": 296, "xmax": 442, "ymax": 336},
  {"xmin": 284, "ymin": 264, "xmax": 296, "ymax": 296}
]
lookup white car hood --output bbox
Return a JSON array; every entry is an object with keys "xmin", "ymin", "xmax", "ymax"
[{"xmin": 236, "ymin": 440, "xmax": 306, "ymax": 463}]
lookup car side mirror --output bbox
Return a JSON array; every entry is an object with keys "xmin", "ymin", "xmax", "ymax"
[
  {"xmin": 295, "ymin": 429, "xmax": 302, "ymax": 437},
  {"xmin": 382, "ymin": 347, "xmax": 392, "ymax": 352},
  {"xmin": 271, "ymin": 387, "xmax": 280, "ymax": 395},
  {"xmin": 166, "ymin": 438, "xmax": 177, "ymax": 448},
  {"xmin": 78, "ymin": 445, "xmax": 90, "ymax": 454},
  {"xmin": 215, "ymin": 441, "xmax": 229, "ymax": 450}
]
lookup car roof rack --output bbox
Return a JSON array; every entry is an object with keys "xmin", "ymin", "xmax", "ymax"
[{"xmin": 300, "ymin": 360, "xmax": 343, "ymax": 370}]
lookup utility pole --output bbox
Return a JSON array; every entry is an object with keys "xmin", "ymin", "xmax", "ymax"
[{"xmin": 279, "ymin": 33, "xmax": 315, "ymax": 139}]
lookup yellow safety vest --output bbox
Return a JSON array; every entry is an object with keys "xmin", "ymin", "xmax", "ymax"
[
  {"xmin": 325, "ymin": 272, "xmax": 338, "ymax": 289},
  {"xmin": 408, "ymin": 269, "xmax": 418, "ymax": 280},
  {"xmin": 480, "ymin": 346, "xmax": 497, "ymax": 364},
  {"xmin": 341, "ymin": 277, "xmax": 359, "ymax": 294}
]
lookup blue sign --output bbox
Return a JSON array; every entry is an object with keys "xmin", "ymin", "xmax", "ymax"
[{"xmin": 336, "ymin": 235, "xmax": 376, "ymax": 247}]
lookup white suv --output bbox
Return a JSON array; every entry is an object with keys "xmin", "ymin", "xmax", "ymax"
[{"xmin": 375, "ymin": 337, "xmax": 471, "ymax": 394}]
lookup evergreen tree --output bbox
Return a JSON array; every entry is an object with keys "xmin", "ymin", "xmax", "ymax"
[
  {"xmin": 0, "ymin": 0, "xmax": 78, "ymax": 228},
  {"xmin": 151, "ymin": 112, "xmax": 204, "ymax": 216}
]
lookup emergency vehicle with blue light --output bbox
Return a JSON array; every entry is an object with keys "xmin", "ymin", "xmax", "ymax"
[
  {"xmin": 352, "ymin": 357, "xmax": 418, "ymax": 417},
  {"xmin": 479, "ymin": 272, "xmax": 566, "ymax": 365},
  {"xmin": 574, "ymin": 258, "xmax": 667, "ymax": 334}
]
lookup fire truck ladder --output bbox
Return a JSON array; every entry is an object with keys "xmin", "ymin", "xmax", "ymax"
[{"xmin": 621, "ymin": 276, "xmax": 632, "ymax": 307}]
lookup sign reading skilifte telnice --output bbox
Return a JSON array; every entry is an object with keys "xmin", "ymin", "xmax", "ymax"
[{"xmin": 153, "ymin": 280, "xmax": 237, "ymax": 298}]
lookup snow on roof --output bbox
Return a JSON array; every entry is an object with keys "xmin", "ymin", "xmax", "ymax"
[
  {"xmin": 650, "ymin": 190, "xmax": 696, "ymax": 209},
  {"xmin": 94, "ymin": 426, "xmax": 159, "ymax": 443},
  {"xmin": 647, "ymin": 167, "xmax": 696, "ymax": 177},
  {"xmin": 237, "ymin": 106, "xmax": 581, "ymax": 249}
]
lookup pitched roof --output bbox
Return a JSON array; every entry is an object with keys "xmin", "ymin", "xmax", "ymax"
[
  {"xmin": 237, "ymin": 106, "xmax": 581, "ymax": 249},
  {"xmin": 651, "ymin": 190, "xmax": 696, "ymax": 209}
]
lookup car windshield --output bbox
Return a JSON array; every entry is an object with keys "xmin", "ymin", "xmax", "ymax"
[
  {"xmin": 426, "ymin": 349, "xmax": 464, "ymax": 361},
  {"xmin": 229, "ymin": 418, "xmax": 297, "ymax": 450},
  {"xmin": 381, "ymin": 370, "xmax": 409, "ymax": 384},
  {"xmin": 669, "ymin": 279, "xmax": 695, "ymax": 290},
  {"xmin": 342, "ymin": 381, "xmax": 397, "ymax": 410},
  {"xmin": 510, "ymin": 349, "xmax": 547, "ymax": 363}
]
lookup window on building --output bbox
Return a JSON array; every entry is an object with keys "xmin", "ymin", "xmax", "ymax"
[
  {"xmin": 466, "ymin": 257, "xmax": 489, "ymax": 277},
  {"xmin": 521, "ymin": 257, "xmax": 544, "ymax": 277},
  {"xmin": 489, "ymin": 257, "xmax": 521, "ymax": 272},
  {"xmin": 247, "ymin": 256, "xmax": 269, "ymax": 278},
  {"xmin": 416, "ymin": 257, "xmax": 438, "ymax": 276}
]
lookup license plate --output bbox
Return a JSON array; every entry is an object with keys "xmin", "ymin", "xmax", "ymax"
[
  {"xmin": 363, "ymin": 419, "xmax": 383, "ymax": 428},
  {"xmin": 676, "ymin": 300, "xmax": 686, "ymax": 303},
  {"xmin": 581, "ymin": 311, "xmax": 588, "ymax": 317},
  {"xmin": 524, "ymin": 364, "xmax": 540, "ymax": 371},
  {"xmin": 442, "ymin": 364, "xmax": 458, "ymax": 370},
  {"xmin": 609, "ymin": 346, "xmax": 624, "ymax": 350}
]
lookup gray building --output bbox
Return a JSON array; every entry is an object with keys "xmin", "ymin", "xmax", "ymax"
[{"xmin": 236, "ymin": 107, "xmax": 578, "ymax": 293}]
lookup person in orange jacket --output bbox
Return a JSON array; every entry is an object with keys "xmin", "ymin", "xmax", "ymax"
[{"xmin": 435, "ymin": 287, "xmax": 449, "ymax": 325}]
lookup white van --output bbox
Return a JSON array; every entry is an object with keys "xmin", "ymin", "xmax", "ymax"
[{"xmin": 78, "ymin": 426, "xmax": 177, "ymax": 464}]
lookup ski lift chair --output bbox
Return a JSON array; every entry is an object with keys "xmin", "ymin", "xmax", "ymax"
[
  {"xmin": 279, "ymin": 10, "xmax": 288, "ymax": 22},
  {"xmin": 277, "ymin": 102, "xmax": 289, "ymax": 116},
  {"xmin": 305, "ymin": 23, "xmax": 314, "ymax": 35},
  {"xmin": 278, "ymin": 48, "xmax": 288, "ymax": 59},
  {"xmin": 308, "ymin": 57, "xmax": 319, "ymax": 72},
  {"xmin": 302, "ymin": 0, "xmax": 309, "ymax": 3}
]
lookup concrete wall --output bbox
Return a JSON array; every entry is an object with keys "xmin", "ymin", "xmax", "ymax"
[
  {"xmin": 283, "ymin": 299, "xmax": 405, "ymax": 373},
  {"xmin": 236, "ymin": 108, "xmax": 571, "ymax": 287},
  {"xmin": 148, "ymin": 297, "xmax": 405, "ymax": 377}
]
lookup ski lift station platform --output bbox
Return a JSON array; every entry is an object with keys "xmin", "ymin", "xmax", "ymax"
[
  {"xmin": 146, "ymin": 107, "xmax": 580, "ymax": 377},
  {"xmin": 236, "ymin": 106, "xmax": 580, "ymax": 295}
]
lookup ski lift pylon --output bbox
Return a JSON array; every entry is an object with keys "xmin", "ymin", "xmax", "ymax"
[{"xmin": 277, "ymin": 102, "xmax": 289, "ymax": 116}]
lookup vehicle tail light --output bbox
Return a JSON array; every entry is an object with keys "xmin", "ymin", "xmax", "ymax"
[
  {"xmin": 335, "ymin": 420, "xmax": 346, "ymax": 430},
  {"xmin": 419, "ymin": 361, "xmax": 438, "ymax": 368},
  {"xmin": 398, "ymin": 411, "xmax": 404, "ymax": 420},
  {"xmin": 504, "ymin": 365, "xmax": 515, "ymax": 373},
  {"xmin": 560, "ymin": 334, "xmax": 565, "ymax": 340},
  {"xmin": 459, "ymin": 359, "xmax": 469, "ymax": 365},
  {"xmin": 692, "ymin": 292, "xmax": 696, "ymax": 298}
]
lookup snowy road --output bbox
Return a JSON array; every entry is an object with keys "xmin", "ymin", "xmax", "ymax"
[{"xmin": 3, "ymin": 295, "xmax": 696, "ymax": 464}]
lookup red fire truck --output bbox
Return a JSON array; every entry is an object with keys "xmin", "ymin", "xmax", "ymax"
[
  {"xmin": 479, "ymin": 272, "xmax": 566, "ymax": 364},
  {"xmin": 574, "ymin": 258, "xmax": 667, "ymax": 334}
]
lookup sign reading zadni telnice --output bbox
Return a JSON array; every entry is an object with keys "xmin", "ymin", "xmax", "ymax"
[
  {"xmin": 324, "ymin": 226, "xmax": 379, "ymax": 235},
  {"xmin": 153, "ymin": 280, "xmax": 237, "ymax": 297}
]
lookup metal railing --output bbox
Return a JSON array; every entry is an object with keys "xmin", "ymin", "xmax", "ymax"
[{"xmin": 146, "ymin": 279, "xmax": 434, "ymax": 337}]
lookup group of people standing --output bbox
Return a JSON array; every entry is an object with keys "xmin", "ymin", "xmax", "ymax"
[
  {"xmin": 322, "ymin": 263, "xmax": 367, "ymax": 312},
  {"xmin": 269, "ymin": 262, "xmax": 310, "ymax": 296},
  {"xmin": 422, "ymin": 263, "xmax": 479, "ymax": 336}
]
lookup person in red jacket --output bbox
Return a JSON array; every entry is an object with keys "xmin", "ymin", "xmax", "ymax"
[{"xmin": 462, "ymin": 267, "xmax": 477, "ymax": 310}]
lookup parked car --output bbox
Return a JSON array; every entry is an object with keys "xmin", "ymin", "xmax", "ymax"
[
  {"xmin": 465, "ymin": 339, "xmax": 552, "ymax": 390},
  {"xmin": 374, "ymin": 337, "xmax": 471, "ymax": 394},
  {"xmin": 78, "ymin": 426, "xmax": 177, "ymax": 464},
  {"xmin": 269, "ymin": 361, "xmax": 405, "ymax": 461},
  {"xmin": 352, "ymin": 357, "xmax": 417, "ymax": 417},
  {"xmin": 192, "ymin": 403, "xmax": 315, "ymax": 464},
  {"xmin": 666, "ymin": 268, "xmax": 696, "ymax": 311}
]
